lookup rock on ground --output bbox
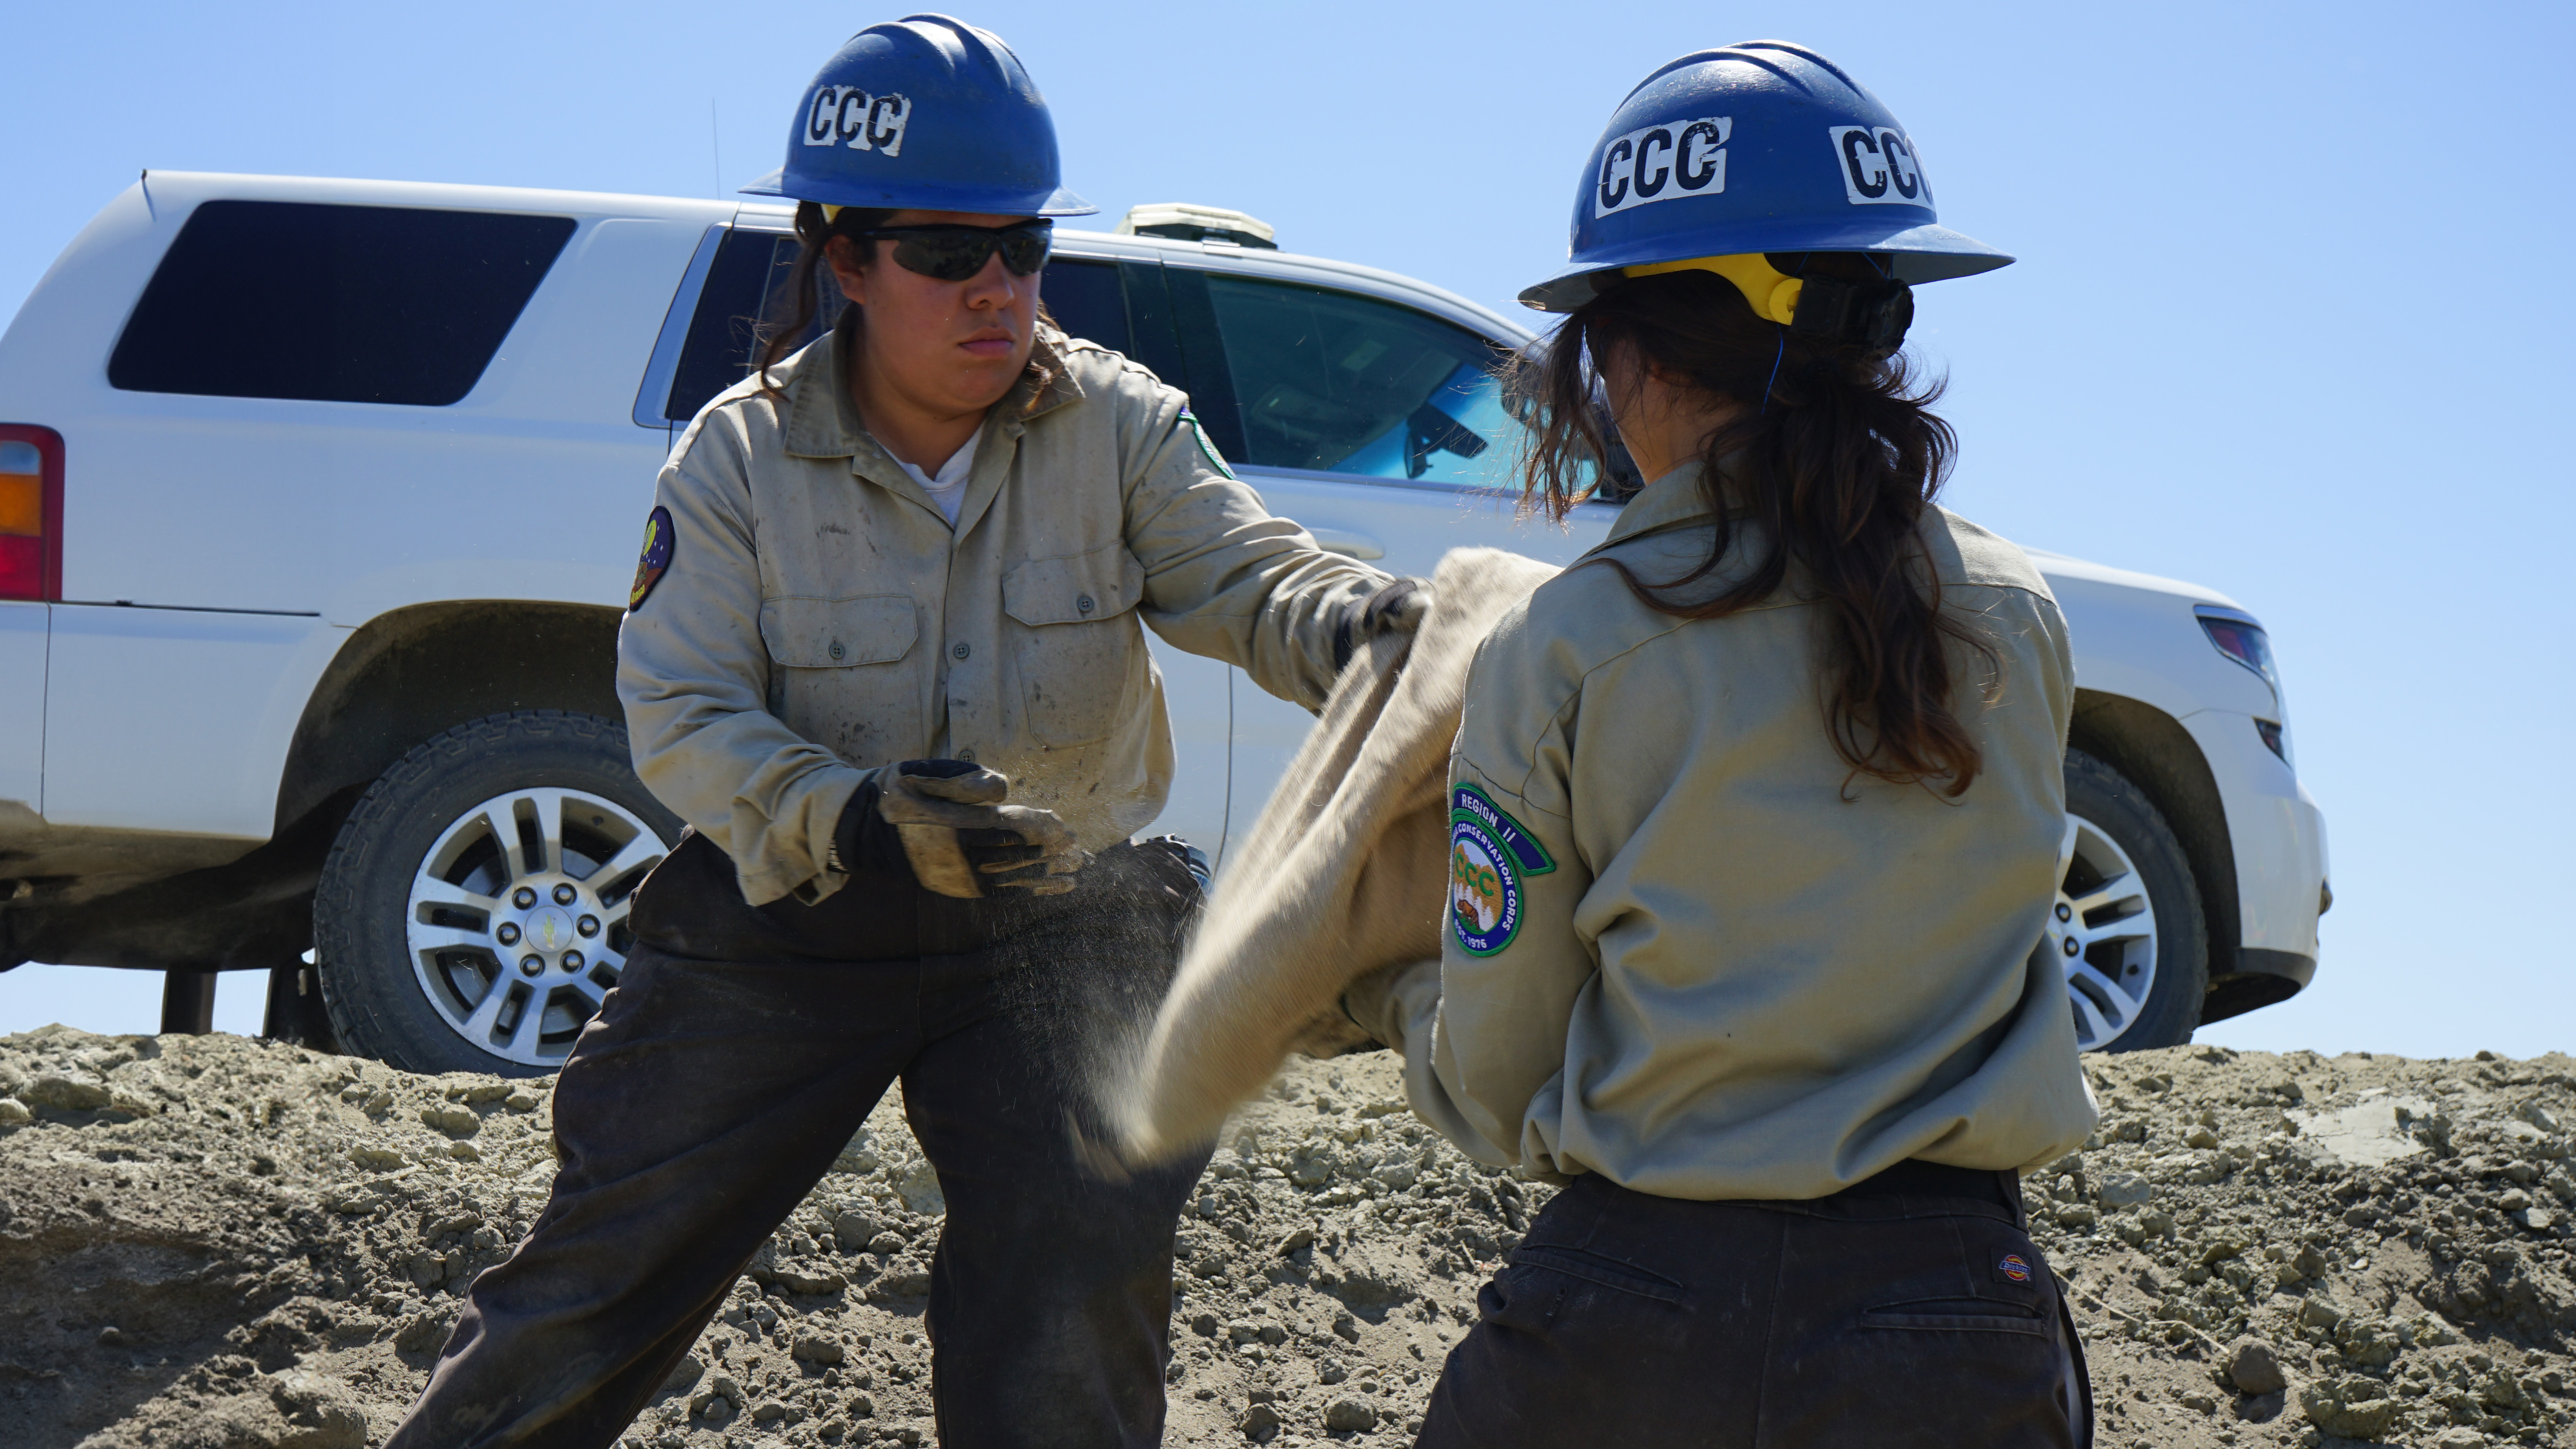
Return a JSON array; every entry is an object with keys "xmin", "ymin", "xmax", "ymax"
[{"xmin": 1, "ymin": 1027, "xmax": 2572, "ymax": 1448}]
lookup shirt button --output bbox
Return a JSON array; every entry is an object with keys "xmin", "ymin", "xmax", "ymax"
[
  {"xmin": 952, "ymin": 642, "xmax": 971, "ymax": 660},
  {"xmin": 957, "ymin": 747, "xmax": 976, "ymax": 763},
  {"xmin": 827, "ymin": 640, "xmax": 845, "ymax": 661},
  {"xmin": 1077, "ymin": 594, "xmax": 1095, "ymax": 614}
]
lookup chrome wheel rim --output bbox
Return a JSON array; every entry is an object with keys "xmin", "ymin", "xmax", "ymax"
[
  {"xmin": 2051, "ymin": 813, "xmax": 2159, "ymax": 1051},
  {"xmin": 406, "ymin": 788, "xmax": 669, "ymax": 1067}
]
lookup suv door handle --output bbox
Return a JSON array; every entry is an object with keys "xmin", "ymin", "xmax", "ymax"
[{"xmin": 1309, "ymin": 528, "xmax": 1385, "ymax": 561}]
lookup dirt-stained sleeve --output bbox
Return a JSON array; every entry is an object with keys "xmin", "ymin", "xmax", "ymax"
[
  {"xmin": 615, "ymin": 412, "xmax": 866, "ymax": 907},
  {"xmin": 1114, "ymin": 370, "xmax": 1387, "ymax": 709},
  {"xmin": 1386, "ymin": 615, "xmax": 1599, "ymax": 1173}
]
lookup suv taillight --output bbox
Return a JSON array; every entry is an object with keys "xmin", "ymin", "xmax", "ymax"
[
  {"xmin": 0, "ymin": 425, "xmax": 62, "ymax": 602},
  {"xmin": 2193, "ymin": 604, "xmax": 2277, "ymax": 694}
]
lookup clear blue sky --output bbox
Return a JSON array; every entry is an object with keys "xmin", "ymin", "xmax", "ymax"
[{"xmin": 1, "ymin": 1, "xmax": 2569, "ymax": 1057}]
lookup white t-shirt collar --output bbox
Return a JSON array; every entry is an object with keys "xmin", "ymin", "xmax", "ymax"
[{"xmin": 891, "ymin": 423, "xmax": 985, "ymax": 526}]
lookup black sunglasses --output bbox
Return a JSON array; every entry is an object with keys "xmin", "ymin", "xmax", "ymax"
[{"xmin": 855, "ymin": 222, "xmax": 1053, "ymax": 281}]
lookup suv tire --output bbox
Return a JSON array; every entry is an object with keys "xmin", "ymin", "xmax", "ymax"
[
  {"xmin": 314, "ymin": 710, "xmax": 680, "ymax": 1076},
  {"xmin": 2058, "ymin": 747, "xmax": 2207, "ymax": 1053}
]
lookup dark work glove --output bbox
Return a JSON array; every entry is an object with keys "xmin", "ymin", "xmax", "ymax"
[
  {"xmin": 830, "ymin": 759, "xmax": 1086, "ymax": 899},
  {"xmin": 1331, "ymin": 576, "xmax": 1433, "ymax": 673}
]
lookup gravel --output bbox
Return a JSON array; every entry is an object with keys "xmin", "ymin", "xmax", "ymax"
[{"xmin": 2, "ymin": 1026, "xmax": 2572, "ymax": 1448}]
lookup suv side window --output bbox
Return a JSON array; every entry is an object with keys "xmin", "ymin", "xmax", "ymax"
[
  {"xmin": 1201, "ymin": 274, "xmax": 1512, "ymax": 485},
  {"xmin": 663, "ymin": 230, "xmax": 801, "ymax": 424},
  {"xmin": 1038, "ymin": 259, "xmax": 1130, "ymax": 356},
  {"xmin": 108, "ymin": 201, "xmax": 575, "ymax": 406}
]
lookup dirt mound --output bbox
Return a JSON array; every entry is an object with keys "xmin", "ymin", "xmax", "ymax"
[
  {"xmin": 1, "ymin": 1027, "xmax": 2571, "ymax": 1449},
  {"xmin": 2062, "ymin": 1045, "xmax": 2574, "ymax": 1448}
]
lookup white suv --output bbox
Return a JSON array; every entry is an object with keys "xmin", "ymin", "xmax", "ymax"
[{"xmin": 0, "ymin": 172, "xmax": 2328, "ymax": 1073}]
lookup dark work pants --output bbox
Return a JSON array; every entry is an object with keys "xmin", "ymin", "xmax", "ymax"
[
  {"xmin": 1417, "ymin": 1164, "xmax": 2094, "ymax": 1449},
  {"xmin": 387, "ymin": 835, "xmax": 1210, "ymax": 1449}
]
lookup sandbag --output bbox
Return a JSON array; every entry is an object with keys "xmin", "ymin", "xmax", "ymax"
[{"xmin": 1096, "ymin": 547, "xmax": 1560, "ymax": 1165}]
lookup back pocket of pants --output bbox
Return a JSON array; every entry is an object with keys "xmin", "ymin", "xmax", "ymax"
[
  {"xmin": 1510, "ymin": 1244, "xmax": 1684, "ymax": 1304},
  {"xmin": 1859, "ymin": 1298, "xmax": 2050, "ymax": 1337}
]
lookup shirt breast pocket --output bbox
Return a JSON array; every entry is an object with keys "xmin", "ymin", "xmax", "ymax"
[
  {"xmin": 1003, "ymin": 543, "xmax": 1147, "ymax": 749},
  {"xmin": 758, "ymin": 595, "xmax": 921, "ymax": 763}
]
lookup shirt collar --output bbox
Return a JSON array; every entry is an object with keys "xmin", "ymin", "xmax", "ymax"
[
  {"xmin": 1595, "ymin": 458, "xmax": 1724, "ymax": 551},
  {"xmin": 1586, "ymin": 448, "xmax": 1772, "ymax": 549}
]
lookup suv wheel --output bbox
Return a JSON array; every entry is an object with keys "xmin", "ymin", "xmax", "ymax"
[
  {"xmin": 2055, "ymin": 748, "xmax": 2207, "ymax": 1053},
  {"xmin": 315, "ymin": 711, "xmax": 680, "ymax": 1075}
]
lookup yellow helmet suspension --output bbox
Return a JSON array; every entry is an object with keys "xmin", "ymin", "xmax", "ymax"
[
  {"xmin": 1625, "ymin": 253, "xmax": 1804, "ymax": 326},
  {"xmin": 1622, "ymin": 252, "xmax": 1915, "ymax": 352}
]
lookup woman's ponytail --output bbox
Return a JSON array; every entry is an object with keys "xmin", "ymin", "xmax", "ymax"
[{"xmin": 1510, "ymin": 266, "xmax": 1997, "ymax": 797}]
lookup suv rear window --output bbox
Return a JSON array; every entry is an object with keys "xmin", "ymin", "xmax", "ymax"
[{"xmin": 108, "ymin": 201, "xmax": 575, "ymax": 406}]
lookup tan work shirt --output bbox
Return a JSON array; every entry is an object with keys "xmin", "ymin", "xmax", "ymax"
[
  {"xmin": 617, "ymin": 321, "xmax": 1383, "ymax": 907},
  {"xmin": 1368, "ymin": 463, "xmax": 2098, "ymax": 1199}
]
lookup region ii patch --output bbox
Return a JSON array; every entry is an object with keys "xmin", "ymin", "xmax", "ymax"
[
  {"xmin": 1995, "ymin": 1254, "xmax": 2033, "ymax": 1284},
  {"xmin": 628, "ymin": 505, "xmax": 673, "ymax": 609},
  {"xmin": 1448, "ymin": 783, "xmax": 1555, "ymax": 957}
]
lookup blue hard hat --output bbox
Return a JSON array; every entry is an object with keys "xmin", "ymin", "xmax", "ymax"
[
  {"xmin": 742, "ymin": 13, "xmax": 1094, "ymax": 217},
  {"xmin": 1521, "ymin": 41, "xmax": 2008, "ymax": 313}
]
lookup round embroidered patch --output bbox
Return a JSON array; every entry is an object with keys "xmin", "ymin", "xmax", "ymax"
[
  {"xmin": 1449, "ymin": 816, "xmax": 1520, "ymax": 956},
  {"xmin": 628, "ymin": 505, "xmax": 673, "ymax": 610},
  {"xmin": 1997, "ymin": 1254, "xmax": 2032, "ymax": 1283},
  {"xmin": 1447, "ymin": 783, "xmax": 1555, "ymax": 957}
]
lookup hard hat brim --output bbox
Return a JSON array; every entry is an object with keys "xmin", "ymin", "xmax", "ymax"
[
  {"xmin": 738, "ymin": 167, "xmax": 1098, "ymax": 218},
  {"xmin": 1519, "ymin": 222, "xmax": 2012, "ymax": 313}
]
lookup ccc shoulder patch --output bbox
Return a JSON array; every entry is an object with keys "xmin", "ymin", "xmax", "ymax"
[
  {"xmin": 1179, "ymin": 406, "xmax": 1236, "ymax": 481},
  {"xmin": 1448, "ymin": 783, "xmax": 1556, "ymax": 956},
  {"xmin": 628, "ymin": 506, "xmax": 674, "ymax": 610}
]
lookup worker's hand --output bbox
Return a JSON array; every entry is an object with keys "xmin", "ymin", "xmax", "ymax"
[
  {"xmin": 1332, "ymin": 576, "xmax": 1432, "ymax": 673},
  {"xmin": 834, "ymin": 760, "xmax": 1087, "ymax": 898}
]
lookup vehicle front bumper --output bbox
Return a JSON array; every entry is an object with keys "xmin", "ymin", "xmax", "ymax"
[{"xmin": 2181, "ymin": 707, "xmax": 2329, "ymax": 1024}]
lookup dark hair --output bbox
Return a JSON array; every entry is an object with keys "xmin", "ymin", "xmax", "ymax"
[
  {"xmin": 756, "ymin": 200, "xmax": 1061, "ymax": 401},
  {"xmin": 756, "ymin": 202, "xmax": 890, "ymax": 394},
  {"xmin": 1511, "ymin": 265, "xmax": 1996, "ymax": 797}
]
